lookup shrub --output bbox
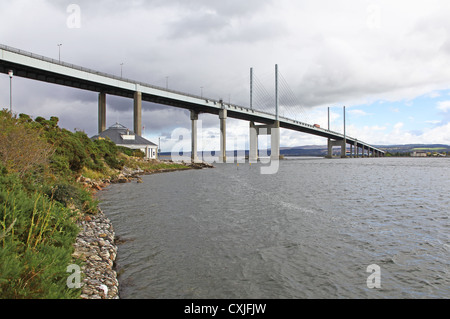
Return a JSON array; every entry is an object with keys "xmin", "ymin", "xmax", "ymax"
[
  {"xmin": 0, "ymin": 171, "xmax": 81, "ymax": 299},
  {"xmin": 0, "ymin": 110, "xmax": 54, "ymax": 178}
]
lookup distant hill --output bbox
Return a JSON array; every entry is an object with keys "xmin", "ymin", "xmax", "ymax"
[
  {"xmin": 280, "ymin": 144, "xmax": 450, "ymax": 156},
  {"xmin": 161, "ymin": 144, "xmax": 450, "ymax": 158},
  {"xmin": 375, "ymin": 144, "xmax": 450, "ymax": 153}
]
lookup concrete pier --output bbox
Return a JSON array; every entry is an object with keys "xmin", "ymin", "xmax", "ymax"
[
  {"xmin": 270, "ymin": 121, "xmax": 280, "ymax": 160},
  {"xmin": 249, "ymin": 121, "xmax": 258, "ymax": 163},
  {"xmin": 98, "ymin": 92, "xmax": 106, "ymax": 133},
  {"xmin": 327, "ymin": 139, "xmax": 346, "ymax": 158},
  {"xmin": 219, "ymin": 109, "xmax": 227, "ymax": 163},
  {"xmin": 249, "ymin": 121, "xmax": 280, "ymax": 162},
  {"xmin": 341, "ymin": 138, "xmax": 347, "ymax": 158},
  {"xmin": 134, "ymin": 91, "xmax": 142, "ymax": 136},
  {"xmin": 191, "ymin": 110, "xmax": 199, "ymax": 163}
]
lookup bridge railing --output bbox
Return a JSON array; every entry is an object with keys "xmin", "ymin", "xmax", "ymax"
[{"xmin": 1, "ymin": 44, "xmax": 218, "ymax": 104}]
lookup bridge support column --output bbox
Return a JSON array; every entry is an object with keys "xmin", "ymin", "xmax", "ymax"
[
  {"xmin": 98, "ymin": 92, "xmax": 106, "ymax": 133},
  {"xmin": 219, "ymin": 109, "xmax": 227, "ymax": 163},
  {"xmin": 134, "ymin": 91, "xmax": 142, "ymax": 136},
  {"xmin": 326, "ymin": 139, "xmax": 332, "ymax": 159},
  {"xmin": 327, "ymin": 139, "xmax": 345, "ymax": 158},
  {"xmin": 341, "ymin": 139, "xmax": 347, "ymax": 158},
  {"xmin": 271, "ymin": 121, "xmax": 280, "ymax": 161},
  {"xmin": 249, "ymin": 121, "xmax": 280, "ymax": 162},
  {"xmin": 249, "ymin": 122, "xmax": 258, "ymax": 162},
  {"xmin": 354, "ymin": 141, "xmax": 358, "ymax": 158},
  {"xmin": 191, "ymin": 110, "xmax": 199, "ymax": 163}
]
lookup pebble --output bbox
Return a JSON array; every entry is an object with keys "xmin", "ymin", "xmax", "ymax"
[{"xmin": 73, "ymin": 208, "xmax": 119, "ymax": 299}]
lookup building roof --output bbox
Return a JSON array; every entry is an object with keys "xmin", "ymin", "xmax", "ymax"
[{"xmin": 91, "ymin": 123, "xmax": 157, "ymax": 147}]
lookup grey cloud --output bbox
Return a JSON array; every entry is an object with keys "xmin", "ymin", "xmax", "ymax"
[{"xmin": 163, "ymin": 0, "xmax": 280, "ymax": 43}]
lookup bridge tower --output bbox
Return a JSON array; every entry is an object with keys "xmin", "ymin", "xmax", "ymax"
[{"xmin": 248, "ymin": 64, "xmax": 280, "ymax": 162}]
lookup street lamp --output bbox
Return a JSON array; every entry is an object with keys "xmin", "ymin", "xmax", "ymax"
[
  {"xmin": 8, "ymin": 70, "xmax": 13, "ymax": 113},
  {"xmin": 57, "ymin": 43, "xmax": 62, "ymax": 62},
  {"xmin": 120, "ymin": 63, "xmax": 124, "ymax": 78},
  {"xmin": 158, "ymin": 137, "xmax": 161, "ymax": 159}
]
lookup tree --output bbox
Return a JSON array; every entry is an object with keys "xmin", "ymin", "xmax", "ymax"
[{"xmin": 0, "ymin": 110, "xmax": 54, "ymax": 177}]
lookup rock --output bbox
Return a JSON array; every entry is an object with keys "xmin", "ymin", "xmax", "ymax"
[
  {"xmin": 117, "ymin": 174, "xmax": 129, "ymax": 183},
  {"xmin": 89, "ymin": 254, "xmax": 102, "ymax": 262},
  {"xmin": 73, "ymin": 209, "xmax": 119, "ymax": 299}
]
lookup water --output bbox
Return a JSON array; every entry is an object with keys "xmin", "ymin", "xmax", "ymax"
[{"xmin": 98, "ymin": 157, "xmax": 450, "ymax": 299}]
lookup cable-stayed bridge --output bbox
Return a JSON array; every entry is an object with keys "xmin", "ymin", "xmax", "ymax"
[{"xmin": 0, "ymin": 44, "xmax": 385, "ymax": 163}]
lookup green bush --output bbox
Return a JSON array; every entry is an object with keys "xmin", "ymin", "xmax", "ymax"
[
  {"xmin": 117, "ymin": 146, "xmax": 145, "ymax": 158},
  {"xmin": 48, "ymin": 183, "xmax": 98, "ymax": 215},
  {"xmin": 0, "ymin": 171, "xmax": 81, "ymax": 299}
]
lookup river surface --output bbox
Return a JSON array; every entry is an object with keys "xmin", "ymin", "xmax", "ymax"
[{"xmin": 98, "ymin": 157, "xmax": 450, "ymax": 299}]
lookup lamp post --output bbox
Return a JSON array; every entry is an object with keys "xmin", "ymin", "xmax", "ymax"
[
  {"xmin": 57, "ymin": 43, "xmax": 62, "ymax": 62},
  {"xmin": 120, "ymin": 63, "xmax": 124, "ymax": 78},
  {"xmin": 8, "ymin": 70, "xmax": 13, "ymax": 113},
  {"xmin": 158, "ymin": 137, "xmax": 161, "ymax": 159},
  {"xmin": 343, "ymin": 106, "xmax": 346, "ymax": 140}
]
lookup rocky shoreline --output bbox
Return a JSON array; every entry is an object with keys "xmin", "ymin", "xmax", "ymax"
[
  {"xmin": 72, "ymin": 160, "xmax": 213, "ymax": 299},
  {"xmin": 73, "ymin": 208, "xmax": 119, "ymax": 299},
  {"xmin": 78, "ymin": 161, "xmax": 214, "ymax": 190}
]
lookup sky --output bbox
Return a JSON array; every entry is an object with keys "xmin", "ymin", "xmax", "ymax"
[{"xmin": 1, "ymin": 0, "xmax": 450, "ymax": 151}]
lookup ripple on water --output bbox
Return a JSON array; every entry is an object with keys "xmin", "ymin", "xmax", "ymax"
[{"xmin": 99, "ymin": 158, "xmax": 450, "ymax": 299}]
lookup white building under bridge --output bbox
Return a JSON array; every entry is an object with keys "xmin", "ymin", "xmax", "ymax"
[{"xmin": 91, "ymin": 123, "xmax": 158, "ymax": 159}]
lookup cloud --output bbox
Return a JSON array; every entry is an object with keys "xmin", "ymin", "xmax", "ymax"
[
  {"xmin": 437, "ymin": 100, "xmax": 450, "ymax": 112},
  {"xmin": 348, "ymin": 109, "xmax": 372, "ymax": 116},
  {"xmin": 393, "ymin": 122, "xmax": 404, "ymax": 130}
]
